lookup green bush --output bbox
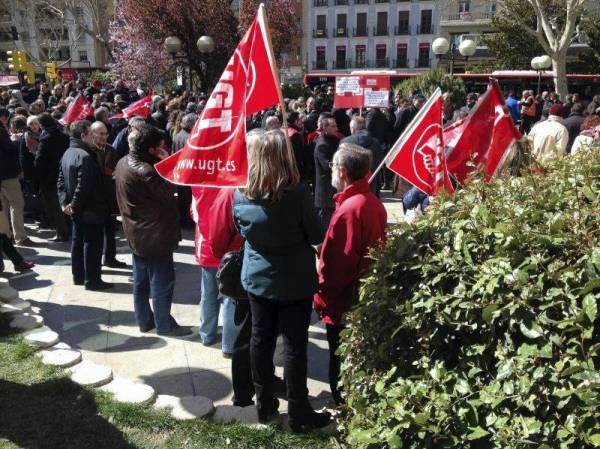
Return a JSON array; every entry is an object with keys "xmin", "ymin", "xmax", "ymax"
[
  {"xmin": 340, "ymin": 146, "xmax": 600, "ymax": 448},
  {"xmin": 395, "ymin": 69, "xmax": 466, "ymax": 107}
]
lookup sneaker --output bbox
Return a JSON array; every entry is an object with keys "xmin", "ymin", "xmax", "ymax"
[
  {"xmin": 104, "ymin": 259, "xmax": 128, "ymax": 268},
  {"xmin": 16, "ymin": 238, "xmax": 34, "ymax": 246},
  {"xmin": 289, "ymin": 409, "xmax": 332, "ymax": 434},
  {"xmin": 222, "ymin": 351, "xmax": 233, "ymax": 359},
  {"xmin": 158, "ymin": 325, "xmax": 194, "ymax": 338},
  {"xmin": 85, "ymin": 281, "xmax": 114, "ymax": 291},
  {"xmin": 14, "ymin": 261, "xmax": 35, "ymax": 271}
]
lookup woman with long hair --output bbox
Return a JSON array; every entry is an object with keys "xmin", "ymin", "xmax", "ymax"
[{"xmin": 233, "ymin": 130, "xmax": 330, "ymax": 433}]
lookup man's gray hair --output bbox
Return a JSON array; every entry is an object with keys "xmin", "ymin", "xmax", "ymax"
[
  {"xmin": 334, "ymin": 143, "xmax": 372, "ymax": 182},
  {"xmin": 94, "ymin": 106, "xmax": 110, "ymax": 122},
  {"xmin": 350, "ymin": 115, "xmax": 366, "ymax": 130},
  {"xmin": 181, "ymin": 113, "xmax": 198, "ymax": 131},
  {"xmin": 70, "ymin": 120, "xmax": 92, "ymax": 139},
  {"xmin": 265, "ymin": 115, "xmax": 281, "ymax": 131}
]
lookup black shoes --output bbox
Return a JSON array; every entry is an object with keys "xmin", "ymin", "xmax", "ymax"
[
  {"xmin": 157, "ymin": 325, "xmax": 194, "ymax": 338},
  {"xmin": 104, "ymin": 259, "xmax": 128, "ymax": 268},
  {"xmin": 257, "ymin": 398, "xmax": 280, "ymax": 424},
  {"xmin": 49, "ymin": 235, "xmax": 69, "ymax": 242},
  {"xmin": 85, "ymin": 281, "xmax": 114, "ymax": 291},
  {"xmin": 288, "ymin": 409, "xmax": 332, "ymax": 434}
]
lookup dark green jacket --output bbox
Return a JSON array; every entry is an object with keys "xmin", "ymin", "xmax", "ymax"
[{"xmin": 233, "ymin": 183, "xmax": 323, "ymax": 301}]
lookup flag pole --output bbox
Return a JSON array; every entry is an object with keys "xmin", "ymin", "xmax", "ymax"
[
  {"xmin": 257, "ymin": 4, "xmax": 290, "ymax": 142},
  {"xmin": 368, "ymin": 87, "xmax": 442, "ymax": 184}
]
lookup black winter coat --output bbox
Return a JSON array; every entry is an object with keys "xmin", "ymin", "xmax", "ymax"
[
  {"xmin": 57, "ymin": 137, "xmax": 110, "ymax": 224},
  {"xmin": 313, "ymin": 133, "xmax": 339, "ymax": 209},
  {"xmin": 0, "ymin": 124, "xmax": 19, "ymax": 181},
  {"xmin": 562, "ymin": 112, "xmax": 585, "ymax": 153},
  {"xmin": 366, "ymin": 108, "xmax": 389, "ymax": 144},
  {"xmin": 35, "ymin": 127, "xmax": 70, "ymax": 189}
]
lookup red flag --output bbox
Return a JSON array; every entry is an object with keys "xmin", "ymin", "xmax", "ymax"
[
  {"xmin": 123, "ymin": 94, "xmax": 152, "ymax": 119},
  {"xmin": 155, "ymin": 6, "xmax": 280, "ymax": 187},
  {"xmin": 386, "ymin": 88, "xmax": 453, "ymax": 196},
  {"xmin": 61, "ymin": 94, "xmax": 94, "ymax": 125},
  {"xmin": 446, "ymin": 81, "xmax": 522, "ymax": 182}
]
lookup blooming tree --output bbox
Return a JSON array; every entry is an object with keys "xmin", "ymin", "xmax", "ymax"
[{"xmin": 109, "ymin": 0, "xmax": 239, "ymax": 89}]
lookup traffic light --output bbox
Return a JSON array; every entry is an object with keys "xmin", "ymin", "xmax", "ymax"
[
  {"xmin": 24, "ymin": 62, "xmax": 35, "ymax": 85},
  {"xmin": 7, "ymin": 50, "xmax": 26, "ymax": 72},
  {"xmin": 45, "ymin": 62, "xmax": 56, "ymax": 79}
]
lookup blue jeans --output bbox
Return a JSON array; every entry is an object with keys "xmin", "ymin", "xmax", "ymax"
[
  {"xmin": 132, "ymin": 253, "xmax": 176, "ymax": 334},
  {"xmin": 199, "ymin": 267, "xmax": 238, "ymax": 353}
]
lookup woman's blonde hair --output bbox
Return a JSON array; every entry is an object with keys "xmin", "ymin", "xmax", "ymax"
[{"xmin": 243, "ymin": 129, "xmax": 299, "ymax": 201}]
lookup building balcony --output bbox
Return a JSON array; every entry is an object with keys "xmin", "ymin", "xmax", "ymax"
[
  {"xmin": 394, "ymin": 24, "xmax": 410, "ymax": 35},
  {"xmin": 375, "ymin": 57, "xmax": 390, "ymax": 68},
  {"xmin": 313, "ymin": 29, "xmax": 328, "ymax": 38},
  {"xmin": 439, "ymin": 11, "xmax": 495, "ymax": 27},
  {"xmin": 374, "ymin": 0, "xmax": 389, "ymax": 3},
  {"xmin": 334, "ymin": 59, "xmax": 351, "ymax": 69},
  {"xmin": 334, "ymin": 0, "xmax": 348, "ymax": 4},
  {"xmin": 373, "ymin": 26, "xmax": 389, "ymax": 36},
  {"xmin": 313, "ymin": 0, "xmax": 329, "ymax": 7},
  {"xmin": 394, "ymin": 58, "xmax": 408, "ymax": 68},
  {"xmin": 353, "ymin": 0, "xmax": 369, "ymax": 4},
  {"xmin": 353, "ymin": 27, "xmax": 369, "ymax": 37},
  {"xmin": 417, "ymin": 57, "xmax": 431, "ymax": 68},
  {"xmin": 312, "ymin": 60, "xmax": 328, "ymax": 70},
  {"xmin": 417, "ymin": 23, "xmax": 433, "ymax": 34},
  {"xmin": 334, "ymin": 27, "xmax": 348, "ymax": 37},
  {"xmin": 351, "ymin": 59, "xmax": 368, "ymax": 69}
]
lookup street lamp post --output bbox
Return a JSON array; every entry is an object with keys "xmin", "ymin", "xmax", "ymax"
[
  {"xmin": 432, "ymin": 37, "xmax": 477, "ymax": 76},
  {"xmin": 164, "ymin": 35, "xmax": 215, "ymax": 92},
  {"xmin": 196, "ymin": 35, "xmax": 215, "ymax": 92},
  {"xmin": 531, "ymin": 55, "xmax": 552, "ymax": 96}
]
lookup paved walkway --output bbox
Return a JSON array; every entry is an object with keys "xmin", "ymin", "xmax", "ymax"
[{"xmin": 3, "ymin": 191, "xmax": 404, "ymax": 411}]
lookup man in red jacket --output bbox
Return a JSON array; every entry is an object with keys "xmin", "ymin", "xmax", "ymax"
[{"xmin": 314, "ymin": 143, "xmax": 387, "ymax": 405}]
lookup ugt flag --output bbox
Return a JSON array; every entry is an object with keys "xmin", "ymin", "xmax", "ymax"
[
  {"xmin": 386, "ymin": 88, "xmax": 453, "ymax": 196},
  {"xmin": 446, "ymin": 80, "xmax": 522, "ymax": 182},
  {"xmin": 155, "ymin": 5, "xmax": 280, "ymax": 187},
  {"xmin": 61, "ymin": 94, "xmax": 94, "ymax": 125},
  {"xmin": 123, "ymin": 94, "xmax": 152, "ymax": 119}
]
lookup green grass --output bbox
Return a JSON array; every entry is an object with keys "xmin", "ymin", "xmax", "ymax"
[{"xmin": 0, "ymin": 314, "xmax": 334, "ymax": 449}]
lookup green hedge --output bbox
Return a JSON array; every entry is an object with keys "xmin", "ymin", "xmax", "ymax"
[{"xmin": 340, "ymin": 146, "xmax": 600, "ymax": 448}]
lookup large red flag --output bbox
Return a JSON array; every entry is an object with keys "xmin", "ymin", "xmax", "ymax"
[
  {"xmin": 61, "ymin": 94, "xmax": 94, "ymax": 125},
  {"xmin": 123, "ymin": 94, "xmax": 152, "ymax": 119},
  {"xmin": 446, "ymin": 81, "xmax": 522, "ymax": 182},
  {"xmin": 386, "ymin": 88, "xmax": 453, "ymax": 196},
  {"xmin": 155, "ymin": 7, "xmax": 280, "ymax": 187}
]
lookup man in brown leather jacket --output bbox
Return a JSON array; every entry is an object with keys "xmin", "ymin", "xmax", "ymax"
[{"xmin": 114, "ymin": 123, "xmax": 192, "ymax": 337}]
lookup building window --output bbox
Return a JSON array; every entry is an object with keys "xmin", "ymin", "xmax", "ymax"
[
  {"xmin": 396, "ymin": 10, "xmax": 410, "ymax": 35},
  {"xmin": 418, "ymin": 43, "xmax": 430, "ymax": 67},
  {"xmin": 355, "ymin": 12, "xmax": 367, "ymax": 37},
  {"xmin": 315, "ymin": 14, "xmax": 327, "ymax": 37},
  {"xmin": 336, "ymin": 13, "xmax": 347, "ymax": 37},
  {"xmin": 336, "ymin": 46, "xmax": 346, "ymax": 69},
  {"xmin": 315, "ymin": 46, "xmax": 326, "ymax": 69},
  {"xmin": 355, "ymin": 45, "xmax": 366, "ymax": 68},
  {"xmin": 458, "ymin": 1, "xmax": 471, "ymax": 13},
  {"xmin": 78, "ymin": 50, "xmax": 88, "ymax": 62},
  {"xmin": 396, "ymin": 45, "xmax": 407, "ymax": 68},
  {"xmin": 376, "ymin": 44, "xmax": 387, "ymax": 67},
  {"xmin": 419, "ymin": 10, "xmax": 432, "ymax": 34},
  {"xmin": 375, "ymin": 11, "xmax": 388, "ymax": 36}
]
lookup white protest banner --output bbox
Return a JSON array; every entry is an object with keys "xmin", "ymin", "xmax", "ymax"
[
  {"xmin": 364, "ymin": 89, "xmax": 389, "ymax": 108},
  {"xmin": 335, "ymin": 76, "xmax": 361, "ymax": 94}
]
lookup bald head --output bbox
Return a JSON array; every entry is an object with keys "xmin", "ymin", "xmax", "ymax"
[{"xmin": 91, "ymin": 121, "xmax": 109, "ymax": 148}]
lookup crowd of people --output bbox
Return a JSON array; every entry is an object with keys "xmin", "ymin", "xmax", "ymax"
[{"xmin": 1, "ymin": 76, "xmax": 600, "ymax": 432}]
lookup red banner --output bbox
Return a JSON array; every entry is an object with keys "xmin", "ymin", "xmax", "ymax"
[
  {"xmin": 61, "ymin": 94, "xmax": 94, "ymax": 125},
  {"xmin": 155, "ymin": 6, "xmax": 279, "ymax": 187},
  {"xmin": 386, "ymin": 88, "xmax": 453, "ymax": 196},
  {"xmin": 123, "ymin": 94, "xmax": 152, "ymax": 119}
]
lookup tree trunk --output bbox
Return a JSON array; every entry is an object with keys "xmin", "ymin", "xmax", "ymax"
[{"xmin": 552, "ymin": 51, "xmax": 569, "ymax": 100}]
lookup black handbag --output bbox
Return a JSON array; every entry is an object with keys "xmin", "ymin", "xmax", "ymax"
[{"xmin": 216, "ymin": 248, "xmax": 248, "ymax": 300}]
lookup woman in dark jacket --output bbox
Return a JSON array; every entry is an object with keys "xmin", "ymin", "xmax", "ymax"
[{"xmin": 233, "ymin": 130, "xmax": 330, "ymax": 433}]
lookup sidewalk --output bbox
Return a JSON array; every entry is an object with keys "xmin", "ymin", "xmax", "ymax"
[{"xmin": 4, "ymin": 192, "xmax": 404, "ymax": 411}]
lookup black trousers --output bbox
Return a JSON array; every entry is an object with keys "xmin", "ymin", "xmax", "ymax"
[
  {"xmin": 0, "ymin": 233, "xmax": 24, "ymax": 270},
  {"xmin": 40, "ymin": 187, "xmax": 69, "ymax": 239},
  {"xmin": 71, "ymin": 221, "xmax": 103, "ymax": 285},
  {"xmin": 326, "ymin": 324, "xmax": 345, "ymax": 405},
  {"xmin": 232, "ymin": 299, "xmax": 254, "ymax": 406},
  {"xmin": 177, "ymin": 186, "xmax": 194, "ymax": 228},
  {"xmin": 248, "ymin": 294, "xmax": 312, "ymax": 421},
  {"xmin": 103, "ymin": 216, "xmax": 117, "ymax": 262}
]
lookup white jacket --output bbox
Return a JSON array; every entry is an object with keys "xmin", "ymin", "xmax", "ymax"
[{"xmin": 528, "ymin": 116, "xmax": 569, "ymax": 164}]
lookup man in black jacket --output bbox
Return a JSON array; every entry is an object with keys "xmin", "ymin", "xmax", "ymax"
[
  {"xmin": 313, "ymin": 112, "xmax": 339, "ymax": 231},
  {"xmin": 35, "ymin": 113, "xmax": 70, "ymax": 242},
  {"xmin": 58, "ymin": 120, "xmax": 111, "ymax": 291},
  {"xmin": 562, "ymin": 102, "xmax": 586, "ymax": 153},
  {"xmin": 341, "ymin": 115, "xmax": 384, "ymax": 196}
]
